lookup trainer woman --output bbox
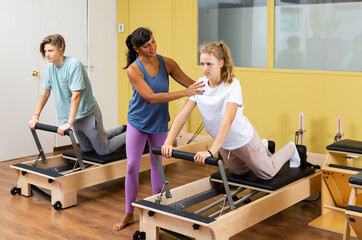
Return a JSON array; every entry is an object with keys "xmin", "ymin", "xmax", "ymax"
[{"xmin": 113, "ymin": 27, "xmax": 204, "ymax": 231}]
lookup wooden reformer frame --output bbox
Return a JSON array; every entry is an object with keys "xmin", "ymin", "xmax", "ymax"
[
  {"xmin": 132, "ymin": 146, "xmax": 321, "ymax": 240},
  {"xmin": 10, "ymin": 123, "xmax": 212, "ymax": 210},
  {"xmin": 309, "ymin": 139, "xmax": 362, "ymax": 238},
  {"xmin": 344, "ymin": 171, "xmax": 362, "ymax": 240}
]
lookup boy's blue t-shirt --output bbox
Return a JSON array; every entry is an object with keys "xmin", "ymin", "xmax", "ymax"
[{"xmin": 43, "ymin": 56, "xmax": 97, "ymax": 123}]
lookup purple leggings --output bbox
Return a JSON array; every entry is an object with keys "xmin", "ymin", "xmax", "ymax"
[{"xmin": 125, "ymin": 123, "xmax": 167, "ymax": 213}]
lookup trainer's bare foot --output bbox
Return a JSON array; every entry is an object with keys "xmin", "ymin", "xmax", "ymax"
[{"xmin": 113, "ymin": 213, "xmax": 134, "ymax": 231}]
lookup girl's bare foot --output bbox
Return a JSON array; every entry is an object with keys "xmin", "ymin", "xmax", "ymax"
[{"xmin": 113, "ymin": 213, "xmax": 134, "ymax": 231}]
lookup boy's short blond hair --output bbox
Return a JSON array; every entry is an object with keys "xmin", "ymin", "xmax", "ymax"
[{"xmin": 40, "ymin": 34, "xmax": 66, "ymax": 58}]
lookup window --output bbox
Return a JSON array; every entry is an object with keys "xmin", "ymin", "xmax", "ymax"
[
  {"xmin": 198, "ymin": 0, "xmax": 267, "ymax": 68},
  {"xmin": 275, "ymin": 0, "xmax": 362, "ymax": 71}
]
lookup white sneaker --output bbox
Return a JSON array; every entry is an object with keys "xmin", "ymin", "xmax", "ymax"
[
  {"xmin": 290, "ymin": 142, "xmax": 301, "ymax": 168},
  {"xmin": 261, "ymin": 139, "xmax": 272, "ymax": 157}
]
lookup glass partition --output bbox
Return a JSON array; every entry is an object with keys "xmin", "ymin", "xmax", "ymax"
[
  {"xmin": 198, "ymin": 0, "xmax": 267, "ymax": 68},
  {"xmin": 275, "ymin": 0, "xmax": 362, "ymax": 71}
]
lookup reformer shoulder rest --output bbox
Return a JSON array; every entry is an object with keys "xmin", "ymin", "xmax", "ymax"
[{"xmin": 63, "ymin": 142, "xmax": 149, "ymax": 164}]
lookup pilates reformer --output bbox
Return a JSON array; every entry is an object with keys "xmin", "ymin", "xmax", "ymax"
[
  {"xmin": 132, "ymin": 143, "xmax": 320, "ymax": 240},
  {"xmin": 309, "ymin": 139, "xmax": 362, "ymax": 237},
  {"xmin": 10, "ymin": 123, "xmax": 212, "ymax": 210},
  {"xmin": 344, "ymin": 171, "xmax": 362, "ymax": 240}
]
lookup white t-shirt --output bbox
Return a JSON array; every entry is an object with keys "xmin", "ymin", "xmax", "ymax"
[{"xmin": 189, "ymin": 77, "xmax": 254, "ymax": 150}]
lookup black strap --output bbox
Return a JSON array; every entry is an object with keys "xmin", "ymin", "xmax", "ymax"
[{"xmin": 207, "ymin": 150, "xmax": 213, "ymax": 157}]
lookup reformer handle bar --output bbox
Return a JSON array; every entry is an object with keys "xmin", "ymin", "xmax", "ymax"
[
  {"xmin": 35, "ymin": 123, "xmax": 71, "ymax": 136},
  {"xmin": 152, "ymin": 146, "xmax": 236, "ymax": 211},
  {"xmin": 152, "ymin": 146, "xmax": 220, "ymax": 166},
  {"xmin": 32, "ymin": 123, "xmax": 85, "ymax": 170}
]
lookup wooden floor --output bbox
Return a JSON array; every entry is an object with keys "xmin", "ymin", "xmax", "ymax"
[{"xmin": 0, "ymin": 149, "xmax": 347, "ymax": 240}]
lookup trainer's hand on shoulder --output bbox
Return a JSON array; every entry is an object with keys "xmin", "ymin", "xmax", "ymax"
[
  {"xmin": 161, "ymin": 144, "xmax": 174, "ymax": 158},
  {"xmin": 184, "ymin": 81, "xmax": 205, "ymax": 97}
]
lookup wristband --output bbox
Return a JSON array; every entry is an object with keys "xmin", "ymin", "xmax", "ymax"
[
  {"xmin": 207, "ymin": 150, "xmax": 213, "ymax": 158},
  {"xmin": 67, "ymin": 122, "xmax": 73, "ymax": 125}
]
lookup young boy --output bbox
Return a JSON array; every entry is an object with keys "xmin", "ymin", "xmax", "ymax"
[{"xmin": 28, "ymin": 34, "xmax": 125, "ymax": 155}]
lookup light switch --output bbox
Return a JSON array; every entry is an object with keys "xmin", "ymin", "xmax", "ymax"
[{"xmin": 118, "ymin": 23, "xmax": 124, "ymax": 33}]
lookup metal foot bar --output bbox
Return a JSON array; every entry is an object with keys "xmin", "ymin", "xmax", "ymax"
[
  {"xmin": 31, "ymin": 129, "xmax": 47, "ymax": 165},
  {"xmin": 152, "ymin": 146, "xmax": 236, "ymax": 212},
  {"xmin": 33, "ymin": 123, "xmax": 85, "ymax": 171},
  {"xmin": 209, "ymin": 190, "xmax": 259, "ymax": 218},
  {"xmin": 154, "ymin": 153, "xmax": 172, "ymax": 200},
  {"xmin": 195, "ymin": 187, "xmax": 246, "ymax": 214},
  {"xmin": 217, "ymin": 161, "xmax": 235, "ymax": 211}
]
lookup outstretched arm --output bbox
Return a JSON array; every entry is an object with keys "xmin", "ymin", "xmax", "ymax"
[
  {"xmin": 28, "ymin": 89, "xmax": 51, "ymax": 130},
  {"xmin": 194, "ymin": 102, "xmax": 238, "ymax": 164},
  {"xmin": 128, "ymin": 61, "xmax": 204, "ymax": 104},
  {"xmin": 161, "ymin": 100, "xmax": 196, "ymax": 158},
  {"xmin": 163, "ymin": 57, "xmax": 194, "ymax": 88}
]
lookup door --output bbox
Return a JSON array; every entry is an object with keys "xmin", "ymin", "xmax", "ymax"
[
  {"xmin": 88, "ymin": 0, "xmax": 118, "ymax": 130},
  {"xmin": 0, "ymin": 0, "xmax": 117, "ymax": 160},
  {"xmin": 0, "ymin": 0, "xmax": 88, "ymax": 160},
  {"xmin": 0, "ymin": 0, "xmax": 43, "ymax": 161}
]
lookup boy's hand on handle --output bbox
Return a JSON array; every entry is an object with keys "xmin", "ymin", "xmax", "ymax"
[
  {"xmin": 28, "ymin": 116, "xmax": 40, "ymax": 130},
  {"xmin": 194, "ymin": 151, "xmax": 211, "ymax": 165},
  {"xmin": 57, "ymin": 122, "xmax": 72, "ymax": 136},
  {"xmin": 161, "ymin": 144, "xmax": 174, "ymax": 158},
  {"xmin": 184, "ymin": 81, "xmax": 205, "ymax": 97}
]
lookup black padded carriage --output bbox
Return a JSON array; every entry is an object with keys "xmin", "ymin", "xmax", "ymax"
[
  {"xmin": 211, "ymin": 144, "xmax": 314, "ymax": 191},
  {"xmin": 211, "ymin": 164, "xmax": 315, "ymax": 191},
  {"xmin": 62, "ymin": 143, "xmax": 149, "ymax": 164}
]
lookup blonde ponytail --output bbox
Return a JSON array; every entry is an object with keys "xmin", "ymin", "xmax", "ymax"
[{"xmin": 200, "ymin": 41, "xmax": 234, "ymax": 84}]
